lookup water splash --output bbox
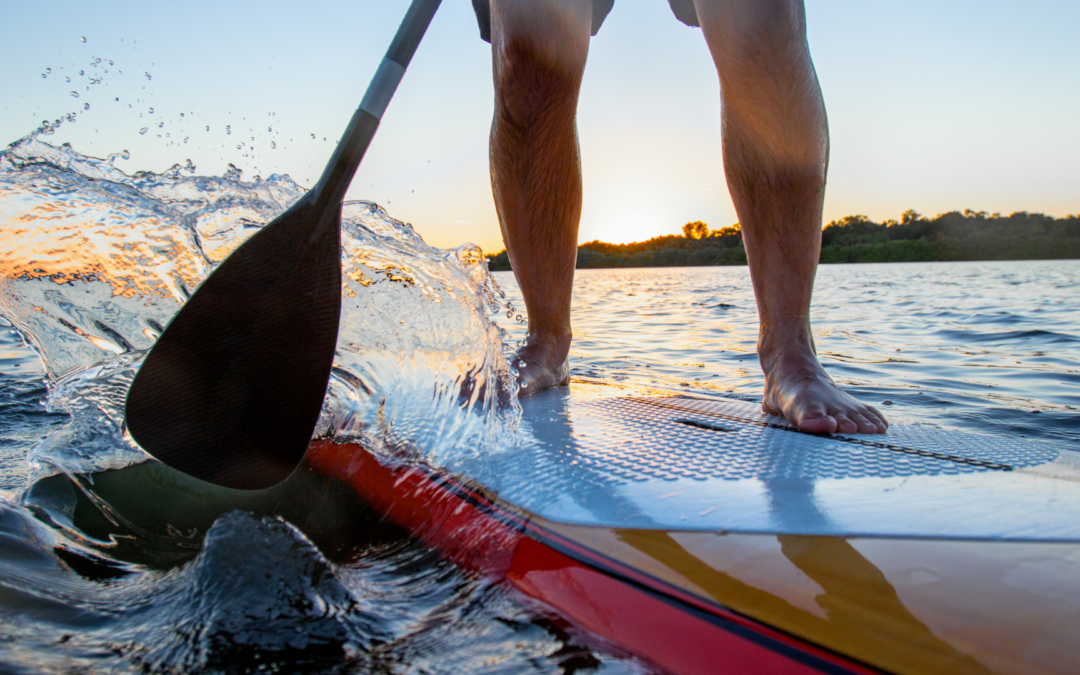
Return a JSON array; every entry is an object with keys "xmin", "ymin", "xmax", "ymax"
[{"xmin": 0, "ymin": 135, "xmax": 520, "ymax": 481}]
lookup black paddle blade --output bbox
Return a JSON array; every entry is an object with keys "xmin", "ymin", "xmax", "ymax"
[{"xmin": 125, "ymin": 193, "xmax": 341, "ymax": 490}]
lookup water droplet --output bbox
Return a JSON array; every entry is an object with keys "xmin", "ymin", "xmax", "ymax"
[
  {"xmin": 41, "ymin": 73, "xmax": 46, "ymax": 79},
  {"xmin": 205, "ymin": 126, "xmax": 210, "ymax": 131},
  {"xmin": 108, "ymin": 60, "xmax": 113, "ymax": 66},
  {"xmin": 45, "ymin": 67, "xmax": 52, "ymax": 74},
  {"xmin": 310, "ymin": 133, "xmax": 315, "ymax": 140},
  {"xmin": 226, "ymin": 125, "xmax": 231, "ymax": 135},
  {"xmin": 144, "ymin": 72, "xmax": 152, "ymax": 80},
  {"xmin": 80, "ymin": 36, "xmax": 87, "ymax": 43},
  {"xmin": 83, "ymin": 103, "xmax": 89, "ymax": 111},
  {"xmin": 70, "ymin": 91, "xmax": 79, "ymax": 98},
  {"xmin": 518, "ymin": 360, "xmax": 527, "ymax": 369},
  {"xmin": 158, "ymin": 122, "xmax": 164, "ymax": 128},
  {"xmin": 236, "ymin": 144, "xmax": 241, "ymax": 149},
  {"xmin": 79, "ymin": 70, "xmax": 84, "ymax": 76},
  {"xmin": 270, "ymin": 141, "xmax": 276, "ymax": 149},
  {"xmin": 114, "ymin": 97, "xmax": 119, "ymax": 102},
  {"xmin": 267, "ymin": 126, "xmax": 272, "ymax": 132},
  {"xmin": 148, "ymin": 107, "xmax": 154, "ymax": 114},
  {"xmin": 183, "ymin": 137, "xmax": 189, "ymax": 144},
  {"xmin": 179, "ymin": 112, "xmax": 185, "ymax": 117},
  {"xmin": 64, "ymin": 76, "xmax": 71, "ymax": 83},
  {"xmin": 139, "ymin": 127, "xmax": 148, "ymax": 135}
]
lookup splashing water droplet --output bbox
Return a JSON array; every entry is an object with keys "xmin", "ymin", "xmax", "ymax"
[
  {"xmin": 65, "ymin": 76, "xmax": 71, "ymax": 83},
  {"xmin": 79, "ymin": 70, "xmax": 84, "ymax": 76},
  {"xmin": 80, "ymin": 36, "xmax": 87, "ymax": 43},
  {"xmin": 45, "ymin": 68, "xmax": 52, "ymax": 74},
  {"xmin": 310, "ymin": 133, "xmax": 315, "ymax": 140},
  {"xmin": 205, "ymin": 126, "xmax": 210, "ymax": 132},
  {"xmin": 180, "ymin": 112, "xmax": 185, "ymax": 117},
  {"xmin": 270, "ymin": 141, "xmax": 276, "ymax": 149},
  {"xmin": 70, "ymin": 91, "xmax": 79, "ymax": 98},
  {"xmin": 148, "ymin": 108, "xmax": 154, "ymax": 114},
  {"xmin": 158, "ymin": 122, "xmax": 164, "ymax": 128},
  {"xmin": 139, "ymin": 127, "xmax": 148, "ymax": 135},
  {"xmin": 225, "ymin": 125, "xmax": 231, "ymax": 135},
  {"xmin": 267, "ymin": 126, "xmax": 272, "ymax": 132},
  {"xmin": 236, "ymin": 144, "xmax": 241, "ymax": 150},
  {"xmin": 518, "ymin": 361, "xmax": 527, "ymax": 369},
  {"xmin": 223, "ymin": 163, "xmax": 243, "ymax": 181},
  {"xmin": 83, "ymin": 103, "xmax": 90, "ymax": 111},
  {"xmin": 183, "ymin": 137, "xmax": 189, "ymax": 144},
  {"xmin": 114, "ymin": 97, "xmax": 119, "ymax": 102},
  {"xmin": 144, "ymin": 72, "xmax": 152, "ymax": 80}
]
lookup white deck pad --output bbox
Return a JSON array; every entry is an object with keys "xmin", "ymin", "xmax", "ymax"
[{"xmin": 479, "ymin": 384, "xmax": 1080, "ymax": 540}]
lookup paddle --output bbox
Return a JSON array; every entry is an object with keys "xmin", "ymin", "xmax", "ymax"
[{"xmin": 125, "ymin": 0, "xmax": 443, "ymax": 490}]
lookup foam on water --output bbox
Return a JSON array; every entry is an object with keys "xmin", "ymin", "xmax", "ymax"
[{"xmin": 0, "ymin": 133, "xmax": 521, "ymax": 483}]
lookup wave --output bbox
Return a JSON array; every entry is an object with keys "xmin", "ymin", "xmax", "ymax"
[{"xmin": 0, "ymin": 133, "xmax": 520, "ymax": 482}]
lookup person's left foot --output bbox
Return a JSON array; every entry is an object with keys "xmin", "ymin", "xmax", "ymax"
[
  {"xmin": 760, "ymin": 334, "xmax": 888, "ymax": 434},
  {"xmin": 514, "ymin": 332, "xmax": 571, "ymax": 397}
]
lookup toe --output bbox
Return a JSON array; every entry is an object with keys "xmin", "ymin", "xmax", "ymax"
[
  {"xmin": 863, "ymin": 405, "xmax": 889, "ymax": 432},
  {"xmin": 833, "ymin": 414, "xmax": 858, "ymax": 434},
  {"xmin": 795, "ymin": 415, "xmax": 838, "ymax": 434},
  {"xmin": 850, "ymin": 411, "xmax": 880, "ymax": 434}
]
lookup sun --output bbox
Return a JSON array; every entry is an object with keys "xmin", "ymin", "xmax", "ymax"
[{"xmin": 583, "ymin": 210, "xmax": 671, "ymax": 245}]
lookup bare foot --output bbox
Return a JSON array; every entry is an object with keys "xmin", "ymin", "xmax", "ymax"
[
  {"xmin": 760, "ymin": 332, "xmax": 888, "ymax": 435},
  {"xmin": 514, "ymin": 333, "xmax": 571, "ymax": 397}
]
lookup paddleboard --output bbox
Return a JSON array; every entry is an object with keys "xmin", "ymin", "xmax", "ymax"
[{"xmin": 306, "ymin": 381, "xmax": 1080, "ymax": 675}]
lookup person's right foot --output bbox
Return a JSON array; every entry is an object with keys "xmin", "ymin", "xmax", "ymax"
[{"xmin": 513, "ymin": 333, "xmax": 571, "ymax": 397}]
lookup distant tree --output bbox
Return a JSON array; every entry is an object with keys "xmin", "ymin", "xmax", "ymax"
[
  {"xmin": 710, "ymin": 223, "xmax": 741, "ymax": 238},
  {"xmin": 901, "ymin": 209, "xmax": 923, "ymax": 225},
  {"xmin": 682, "ymin": 221, "xmax": 709, "ymax": 239}
]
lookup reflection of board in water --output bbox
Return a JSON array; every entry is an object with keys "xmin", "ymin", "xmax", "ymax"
[{"xmin": 308, "ymin": 382, "xmax": 1080, "ymax": 675}]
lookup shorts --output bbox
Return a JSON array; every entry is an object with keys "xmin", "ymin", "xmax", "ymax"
[{"xmin": 472, "ymin": 0, "xmax": 700, "ymax": 43}]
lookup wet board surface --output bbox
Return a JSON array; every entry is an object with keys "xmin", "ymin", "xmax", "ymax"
[{"xmin": 479, "ymin": 384, "xmax": 1080, "ymax": 540}]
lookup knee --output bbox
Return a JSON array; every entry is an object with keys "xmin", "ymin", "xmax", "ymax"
[
  {"xmin": 491, "ymin": 0, "xmax": 591, "ymax": 117},
  {"xmin": 696, "ymin": 0, "xmax": 810, "ymax": 70}
]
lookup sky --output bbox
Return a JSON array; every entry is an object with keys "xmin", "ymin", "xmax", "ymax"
[{"xmin": 2, "ymin": 0, "xmax": 1078, "ymax": 254}]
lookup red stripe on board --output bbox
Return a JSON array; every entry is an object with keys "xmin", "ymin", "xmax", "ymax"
[{"xmin": 305, "ymin": 441, "xmax": 875, "ymax": 675}]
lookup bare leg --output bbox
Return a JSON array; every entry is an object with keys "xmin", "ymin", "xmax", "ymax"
[
  {"xmin": 489, "ymin": 0, "xmax": 592, "ymax": 395},
  {"xmin": 694, "ymin": 0, "xmax": 887, "ymax": 433}
]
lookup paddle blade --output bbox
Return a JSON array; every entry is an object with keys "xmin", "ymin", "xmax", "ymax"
[{"xmin": 125, "ymin": 194, "xmax": 342, "ymax": 490}]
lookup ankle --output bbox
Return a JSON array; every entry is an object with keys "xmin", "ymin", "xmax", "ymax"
[
  {"xmin": 520, "ymin": 330, "xmax": 572, "ymax": 366},
  {"xmin": 757, "ymin": 318, "xmax": 815, "ymax": 372}
]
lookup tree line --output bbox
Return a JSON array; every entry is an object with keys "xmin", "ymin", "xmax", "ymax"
[{"xmin": 485, "ymin": 210, "xmax": 1080, "ymax": 270}]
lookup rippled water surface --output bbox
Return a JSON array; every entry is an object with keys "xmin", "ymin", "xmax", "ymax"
[
  {"xmin": 0, "ymin": 136, "xmax": 1078, "ymax": 673},
  {"xmin": 492, "ymin": 261, "xmax": 1080, "ymax": 447}
]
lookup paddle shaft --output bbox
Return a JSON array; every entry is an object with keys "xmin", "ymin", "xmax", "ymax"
[{"xmin": 314, "ymin": 0, "xmax": 442, "ymax": 207}]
